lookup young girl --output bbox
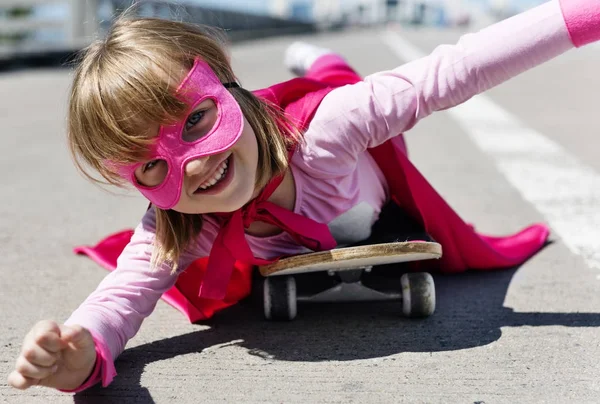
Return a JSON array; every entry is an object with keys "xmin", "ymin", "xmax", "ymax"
[{"xmin": 8, "ymin": 0, "xmax": 599, "ymax": 393}]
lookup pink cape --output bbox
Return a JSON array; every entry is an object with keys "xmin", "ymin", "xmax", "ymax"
[{"xmin": 75, "ymin": 71, "xmax": 549, "ymax": 323}]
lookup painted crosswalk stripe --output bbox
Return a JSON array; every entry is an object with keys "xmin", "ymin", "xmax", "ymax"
[{"xmin": 380, "ymin": 29, "xmax": 600, "ymax": 275}]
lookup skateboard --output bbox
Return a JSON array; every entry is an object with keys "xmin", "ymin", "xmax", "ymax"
[{"xmin": 258, "ymin": 240, "xmax": 442, "ymax": 321}]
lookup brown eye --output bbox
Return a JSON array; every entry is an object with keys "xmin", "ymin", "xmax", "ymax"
[
  {"xmin": 182, "ymin": 99, "xmax": 218, "ymax": 143},
  {"xmin": 143, "ymin": 160, "xmax": 160, "ymax": 172},
  {"xmin": 135, "ymin": 159, "xmax": 168, "ymax": 187},
  {"xmin": 185, "ymin": 110, "xmax": 206, "ymax": 131}
]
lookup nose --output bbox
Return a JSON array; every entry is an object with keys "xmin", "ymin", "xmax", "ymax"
[{"xmin": 184, "ymin": 156, "xmax": 210, "ymax": 177}]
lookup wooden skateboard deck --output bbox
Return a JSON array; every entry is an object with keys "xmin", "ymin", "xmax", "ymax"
[{"xmin": 259, "ymin": 241, "xmax": 442, "ymax": 277}]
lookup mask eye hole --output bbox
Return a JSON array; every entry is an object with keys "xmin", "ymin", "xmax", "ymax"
[
  {"xmin": 181, "ymin": 98, "xmax": 218, "ymax": 143},
  {"xmin": 134, "ymin": 159, "xmax": 168, "ymax": 187}
]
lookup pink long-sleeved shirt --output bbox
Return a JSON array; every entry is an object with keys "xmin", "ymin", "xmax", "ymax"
[{"xmin": 64, "ymin": 0, "xmax": 600, "ymax": 391}]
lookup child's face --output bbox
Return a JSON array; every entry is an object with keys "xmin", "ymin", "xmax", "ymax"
[
  {"xmin": 115, "ymin": 58, "xmax": 257, "ymax": 212},
  {"xmin": 133, "ymin": 105, "xmax": 259, "ymax": 214}
]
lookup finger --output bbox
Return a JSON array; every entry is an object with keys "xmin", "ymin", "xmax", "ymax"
[
  {"xmin": 31, "ymin": 321, "xmax": 66, "ymax": 353},
  {"xmin": 22, "ymin": 344, "xmax": 58, "ymax": 367},
  {"xmin": 60, "ymin": 324, "xmax": 93, "ymax": 349},
  {"xmin": 15, "ymin": 356, "xmax": 58, "ymax": 380},
  {"xmin": 7, "ymin": 370, "xmax": 40, "ymax": 390}
]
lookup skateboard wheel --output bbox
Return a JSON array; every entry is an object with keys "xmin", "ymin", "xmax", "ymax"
[
  {"xmin": 263, "ymin": 276, "xmax": 297, "ymax": 321},
  {"xmin": 400, "ymin": 272, "xmax": 435, "ymax": 318}
]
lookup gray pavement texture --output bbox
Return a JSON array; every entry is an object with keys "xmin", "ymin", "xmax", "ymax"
[{"xmin": 1, "ymin": 27, "xmax": 600, "ymax": 404}]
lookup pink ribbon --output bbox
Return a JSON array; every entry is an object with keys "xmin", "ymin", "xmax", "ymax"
[{"xmin": 199, "ymin": 173, "xmax": 337, "ymax": 299}]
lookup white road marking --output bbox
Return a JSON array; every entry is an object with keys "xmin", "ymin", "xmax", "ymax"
[{"xmin": 380, "ymin": 30, "xmax": 600, "ymax": 273}]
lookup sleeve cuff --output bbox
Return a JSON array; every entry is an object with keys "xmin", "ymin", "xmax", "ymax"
[
  {"xmin": 559, "ymin": 0, "xmax": 600, "ymax": 47},
  {"xmin": 59, "ymin": 331, "xmax": 117, "ymax": 393}
]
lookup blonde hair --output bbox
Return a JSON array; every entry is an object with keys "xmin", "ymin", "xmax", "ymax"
[{"xmin": 68, "ymin": 16, "xmax": 299, "ymax": 271}]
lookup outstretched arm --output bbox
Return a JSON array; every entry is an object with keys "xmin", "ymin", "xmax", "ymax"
[
  {"xmin": 7, "ymin": 213, "xmax": 187, "ymax": 392},
  {"xmin": 60, "ymin": 220, "xmax": 185, "ymax": 390},
  {"xmin": 57, "ymin": 208, "xmax": 220, "ymax": 391},
  {"xmin": 301, "ymin": 0, "xmax": 599, "ymax": 175}
]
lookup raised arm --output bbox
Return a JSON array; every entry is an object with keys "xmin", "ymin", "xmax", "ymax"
[{"xmin": 300, "ymin": 0, "xmax": 599, "ymax": 175}]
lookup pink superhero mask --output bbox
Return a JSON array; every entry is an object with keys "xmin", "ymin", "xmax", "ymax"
[{"xmin": 113, "ymin": 58, "xmax": 244, "ymax": 209}]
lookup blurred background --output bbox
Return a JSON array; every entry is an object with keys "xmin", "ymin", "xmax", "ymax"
[{"xmin": 0, "ymin": 0, "xmax": 547, "ymax": 67}]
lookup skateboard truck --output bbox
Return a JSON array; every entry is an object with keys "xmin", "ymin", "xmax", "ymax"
[{"xmin": 303, "ymin": 267, "xmax": 397, "ymax": 303}]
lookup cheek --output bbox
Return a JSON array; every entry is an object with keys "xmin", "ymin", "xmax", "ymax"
[
  {"xmin": 249, "ymin": 134, "xmax": 259, "ymax": 172},
  {"xmin": 241, "ymin": 121, "xmax": 259, "ymax": 161}
]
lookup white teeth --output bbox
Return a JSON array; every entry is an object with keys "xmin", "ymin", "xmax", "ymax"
[{"xmin": 198, "ymin": 159, "xmax": 229, "ymax": 190}]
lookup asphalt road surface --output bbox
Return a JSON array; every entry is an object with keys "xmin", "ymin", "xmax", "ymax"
[{"xmin": 1, "ymin": 25, "xmax": 599, "ymax": 404}]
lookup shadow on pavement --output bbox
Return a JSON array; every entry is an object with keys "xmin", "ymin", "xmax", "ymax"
[{"xmin": 73, "ymin": 268, "xmax": 600, "ymax": 403}]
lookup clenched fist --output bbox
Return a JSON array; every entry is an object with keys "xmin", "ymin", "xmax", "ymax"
[{"xmin": 7, "ymin": 320, "xmax": 97, "ymax": 391}]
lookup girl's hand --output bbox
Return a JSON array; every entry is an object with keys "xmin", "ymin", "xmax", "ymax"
[{"xmin": 7, "ymin": 320, "xmax": 97, "ymax": 391}]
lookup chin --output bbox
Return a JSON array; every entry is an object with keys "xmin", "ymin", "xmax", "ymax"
[
  {"xmin": 228, "ymin": 189, "xmax": 255, "ymax": 211},
  {"xmin": 192, "ymin": 192, "xmax": 253, "ymax": 215}
]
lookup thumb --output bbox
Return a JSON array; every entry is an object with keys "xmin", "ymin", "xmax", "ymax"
[{"xmin": 59, "ymin": 325, "xmax": 93, "ymax": 349}]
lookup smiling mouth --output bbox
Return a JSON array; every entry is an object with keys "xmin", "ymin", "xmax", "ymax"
[{"xmin": 195, "ymin": 156, "xmax": 230, "ymax": 192}]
